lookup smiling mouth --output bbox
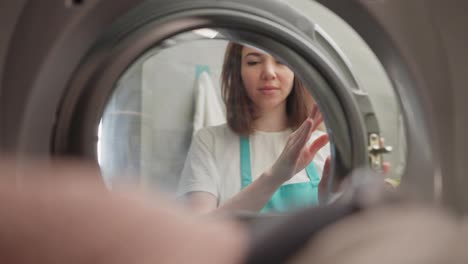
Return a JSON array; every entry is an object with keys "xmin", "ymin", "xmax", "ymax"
[
  {"xmin": 258, "ymin": 86, "xmax": 279, "ymax": 91},
  {"xmin": 258, "ymin": 87, "xmax": 280, "ymax": 95}
]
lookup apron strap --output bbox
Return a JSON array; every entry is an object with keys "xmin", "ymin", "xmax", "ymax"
[
  {"xmin": 240, "ymin": 136, "xmax": 252, "ymax": 189},
  {"xmin": 305, "ymin": 162, "xmax": 321, "ymax": 185}
]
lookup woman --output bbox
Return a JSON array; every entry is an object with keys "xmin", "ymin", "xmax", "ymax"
[{"xmin": 178, "ymin": 43, "xmax": 330, "ymax": 214}]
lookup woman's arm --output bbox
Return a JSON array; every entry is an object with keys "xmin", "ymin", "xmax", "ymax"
[
  {"xmin": 183, "ymin": 170, "xmax": 282, "ymax": 214},
  {"xmin": 183, "ymin": 192, "xmax": 218, "ymax": 214},
  {"xmin": 214, "ymin": 168, "xmax": 284, "ymax": 213}
]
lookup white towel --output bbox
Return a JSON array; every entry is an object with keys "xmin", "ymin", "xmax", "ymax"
[{"xmin": 193, "ymin": 71, "xmax": 226, "ymax": 133}]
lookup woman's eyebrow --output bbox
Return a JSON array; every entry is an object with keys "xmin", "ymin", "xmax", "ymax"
[{"xmin": 244, "ymin": 52, "xmax": 263, "ymax": 58}]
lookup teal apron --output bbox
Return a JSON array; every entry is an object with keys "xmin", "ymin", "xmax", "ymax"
[{"xmin": 240, "ymin": 136, "xmax": 321, "ymax": 213}]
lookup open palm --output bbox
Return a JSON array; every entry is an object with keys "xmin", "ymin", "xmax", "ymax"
[{"xmin": 271, "ymin": 106, "xmax": 329, "ymax": 183}]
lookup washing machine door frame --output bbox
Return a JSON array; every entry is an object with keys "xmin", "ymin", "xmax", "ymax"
[
  {"xmin": 1, "ymin": 0, "xmax": 467, "ymax": 213},
  {"xmin": 318, "ymin": 0, "xmax": 468, "ymax": 213}
]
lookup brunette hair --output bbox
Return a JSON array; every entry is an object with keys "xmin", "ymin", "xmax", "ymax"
[{"xmin": 221, "ymin": 42, "xmax": 315, "ymax": 135}]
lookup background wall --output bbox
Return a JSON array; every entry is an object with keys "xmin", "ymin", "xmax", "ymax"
[{"xmin": 140, "ymin": 39, "xmax": 227, "ymax": 193}]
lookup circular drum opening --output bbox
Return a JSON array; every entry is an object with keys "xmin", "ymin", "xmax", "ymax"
[{"xmin": 51, "ymin": 0, "xmax": 399, "ymax": 211}]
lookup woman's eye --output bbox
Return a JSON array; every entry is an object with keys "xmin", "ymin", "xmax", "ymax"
[
  {"xmin": 247, "ymin": 61, "xmax": 260, "ymax": 66},
  {"xmin": 276, "ymin": 60, "xmax": 285, "ymax": 65}
]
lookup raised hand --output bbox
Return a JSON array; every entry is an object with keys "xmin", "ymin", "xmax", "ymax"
[{"xmin": 270, "ymin": 105, "xmax": 329, "ymax": 183}]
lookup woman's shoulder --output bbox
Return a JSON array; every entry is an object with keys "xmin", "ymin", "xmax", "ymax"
[
  {"xmin": 195, "ymin": 123, "xmax": 233, "ymax": 136},
  {"xmin": 193, "ymin": 123, "xmax": 237, "ymax": 144}
]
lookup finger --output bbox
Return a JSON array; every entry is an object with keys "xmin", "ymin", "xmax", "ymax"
[
  {"xmin": 309, "ymin": 104, "xmax": 321, "ymax": 122},
  {"xmin": 311, "ymin": 112, "xmax": 323, "ymax": 132},
  {"xmin": 294, "ymin": 118, "xmax": 313, "ymax": 147},
  {"xmin": 310, "ymin": 104, "xmax": 318, "ymax": 120},
  {"xmin": 383, "ymin": 162, "xmax": 390, "ymax": 174},
  {"xmin": 290, "ymin": 116, "xmax": 311, "ymax": 137},
  {"xmin": 302, "ymin": 118, "xmax": 316, "ymax": 147},
  {"xmin": 287, "ymin": 119, "xmax": 312, "ymax": 156},
  {"xmin": 322, "ymin": 156, "xmax": 331, "ymax": 181},
  {"xmin": 319, "ymin": 157, "xmax": 331, "ymax": 190},
  {"xmin": 318, "ymin": 156, "xmax": 331, "ymax": 203},
  {"xmin": 307, "ymin": 134, "xmax": 329, "ymax": 158},
  {"xmin": 380, "ymin": 137, "xmax": 385, "ymax": 145}
]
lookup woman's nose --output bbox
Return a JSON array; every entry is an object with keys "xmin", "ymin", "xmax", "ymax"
[{"xmin": 260, "ymin": 61, "xmax": 277, "ymax": 80}]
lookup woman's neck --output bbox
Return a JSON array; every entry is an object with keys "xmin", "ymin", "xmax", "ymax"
[{"xmin": 253, "ymin": 103, "xmax": 289, "ymax": 132}]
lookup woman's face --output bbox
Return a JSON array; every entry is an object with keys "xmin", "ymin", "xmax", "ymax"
[{"xmin": 240, "ymin": 46, "xmax": 295, "ymax": 113}]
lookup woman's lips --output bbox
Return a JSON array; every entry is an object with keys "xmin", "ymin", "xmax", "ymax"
[{"xmin": 258, "ymin": 86, "xmax": 280, "ymax": 95}]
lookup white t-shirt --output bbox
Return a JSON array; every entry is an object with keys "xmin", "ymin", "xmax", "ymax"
[{"xmin": 177, "ymin": 124, "xmax": 330, "ymax": 205}]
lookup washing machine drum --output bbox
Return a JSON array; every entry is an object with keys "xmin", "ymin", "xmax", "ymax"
[{"xmin": 1, "ymin": 0, "xmax": 467, "ymax": 262}]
